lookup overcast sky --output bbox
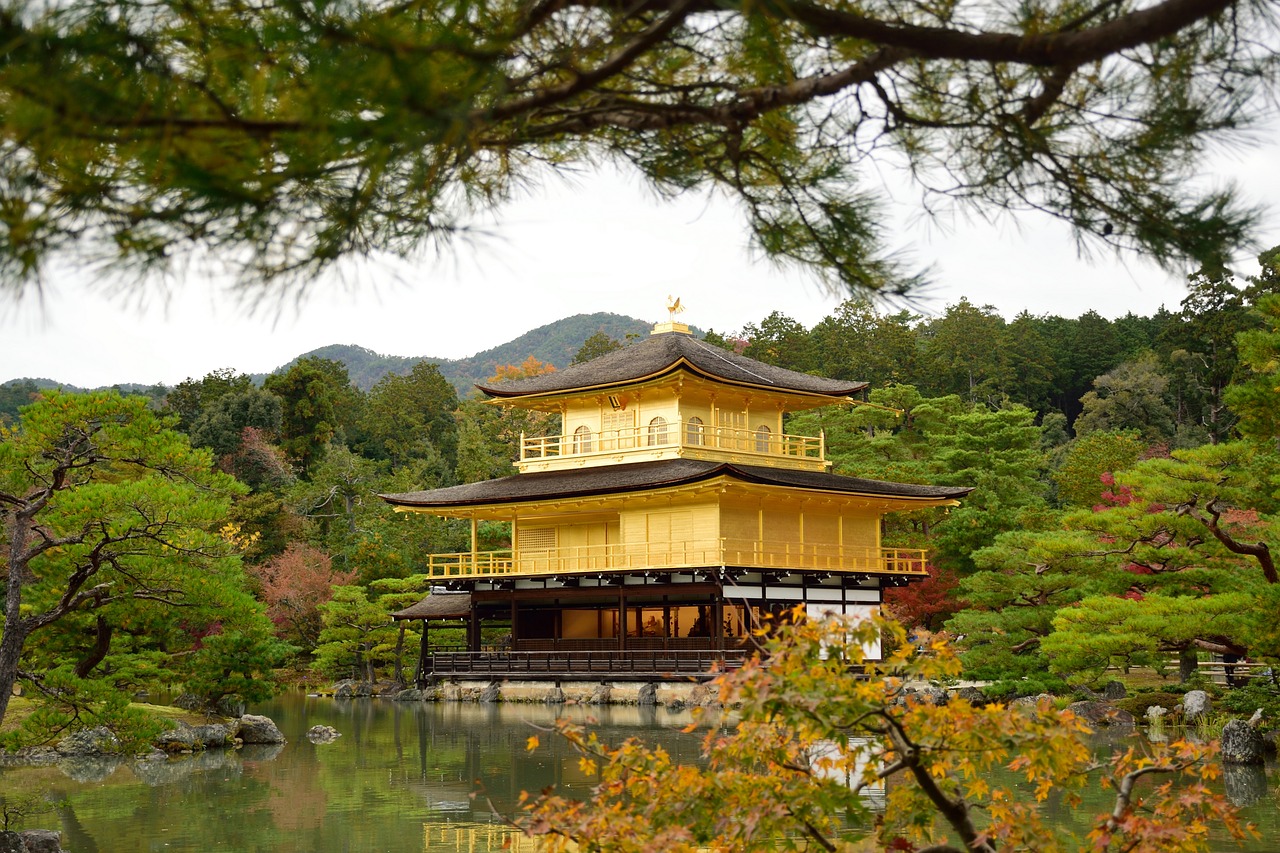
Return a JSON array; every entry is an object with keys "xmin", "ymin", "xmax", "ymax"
[{"xmin": 3, "ymin": 136, "xmax": 1279, "ymax": 389}]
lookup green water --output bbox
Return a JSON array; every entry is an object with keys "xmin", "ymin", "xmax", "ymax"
[{"xmin": 0, "ymin": 694, "xmax": 1275, "ymax": 852}]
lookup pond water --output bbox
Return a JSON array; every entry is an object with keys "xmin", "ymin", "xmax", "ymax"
[{"xmin": 1, "ymin": 693, "xmax": 1276, "ymax": 852}]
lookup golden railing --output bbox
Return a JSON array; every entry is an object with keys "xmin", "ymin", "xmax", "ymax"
[
  {"xmin": 423, "ymin": 541, "xmax": 928, "ymax": 579},
  {"xmin": 520, "ymin": 424, "xmax": 824, "ymax": 462}
]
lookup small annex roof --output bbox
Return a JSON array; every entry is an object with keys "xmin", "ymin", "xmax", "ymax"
[
  {"xmin": 381, "ymin": 459, "xmax": 971, "ymax": 510},
  {"xmin": 475, "ymin": 330, "xmax": 867, "ymax": 399},
  {"xmin": 391, "ymin": 592, "xmax": 472, "ymax": 621}
]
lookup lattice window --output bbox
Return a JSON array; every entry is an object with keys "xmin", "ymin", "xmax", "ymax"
[
  {"xmin": 601, "ymin": 410, "xmax": 635, "ymax": 449},
  {"xmin": 518, "ymin": 527, "xmax": 556, "ymax": 552}
]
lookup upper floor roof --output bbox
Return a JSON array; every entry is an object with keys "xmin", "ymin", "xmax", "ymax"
[
  {"xmin": 381, "ymin": 458, "xmax": 971, "ymax": 515},
  {"xmin": 475, "ymin": 326, "xmax": 867, "ymax": 402}
]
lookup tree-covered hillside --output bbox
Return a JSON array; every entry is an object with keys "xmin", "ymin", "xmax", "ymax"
[
  {"xmin": 272, "ymin": 312, "xmax": 654, "ymax": 392},
  {"xmin": 2, "ymin": 312, "xmax": 655, "ymax": 400}
]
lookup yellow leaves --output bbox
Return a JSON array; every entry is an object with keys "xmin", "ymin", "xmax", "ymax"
[
  {"xmin": 526, "ymin": 734, "xmax": 540, "ymax": 752},
  {"xmin": 218, "ymin": 522, "xmax": 261, "ymax": 554}
]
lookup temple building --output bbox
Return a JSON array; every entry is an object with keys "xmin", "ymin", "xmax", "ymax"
[{"xmin": 381, "ymin": 319, "xmax": 970, "ymax": 683}]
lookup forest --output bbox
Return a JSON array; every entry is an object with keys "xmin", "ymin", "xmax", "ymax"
[{"xmin": 2, "ymin": 249, "xmax": 1279, "ymax": 741}]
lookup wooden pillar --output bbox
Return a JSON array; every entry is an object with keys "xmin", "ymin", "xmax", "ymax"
[
  {"xmin": 468, "ymin": 607, "xmax": 480, "ymax": 653},
  {"xmin": 511, "ymin": 516, "xmax": 519, "ymax": 572},
  {"xmin": 510, "ymin": 596, "xmax": 518, "ymax": 651},
  {"xmin": 713, "ymin": 597, "xmax": 724, "ymax": 651},
  {"xmin": 417, "ymin": 621, "xmax": 430, "ymax": 685},
  {"xmin": 663, "ymin": 598, "xmax": 671, "ymax": 651},
  {"xmin": 470, "ymin": 515, "xmax": 478, "ymax": 572},
  {"xmin": 618, "ymin": 592, "xmax": 626, "ymax": 651}
]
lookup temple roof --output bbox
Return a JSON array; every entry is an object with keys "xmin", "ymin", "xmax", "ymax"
[
  {"xmin": 391, "ymin": 592, "xmax": 472, "ymax": 620},
  {"xmin": 381, "ymin": 458, "xmax": 971, "ymax": 509},
  {"xmin": 475, "ymin": 330, "xmax": 867, "ymax": 399}
]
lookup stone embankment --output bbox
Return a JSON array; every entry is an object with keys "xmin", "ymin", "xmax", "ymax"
[
  {"xmin": 0, "ymin": 713, "xmax": 287, "ymax": 853},
  {"xmin": 0, "ymin": 713, "xmax": 286, "ymax": 768},
  {"xmin": 328, "ymin": 678, "xmax": 723, "ymax": 707}
]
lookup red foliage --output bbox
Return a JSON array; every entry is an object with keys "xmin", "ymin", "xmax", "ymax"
[
  {"xmin": 1093, "ymin": 471, "xmax": 1135, "ymax": 510},
  {"xmin": 181, "ymin": 620, "xmax": 224, "ymax": 650},
  {"xmin": 247, "ymin": 542, "xmax": 356, "ymax": 651},
  {"xmin": 225, "ymin": 426, "xmax": 294, "ymax": 489},
  {"xmin": 1140, "ymin": 442, "xmax": 1172, "ymax": 460},
  {"xmin": 883, "ymin": 565, "xmax": 964, "ymax": 631}
]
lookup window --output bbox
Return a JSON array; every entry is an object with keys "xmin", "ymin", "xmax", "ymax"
[
  {"xmin": 686, "ymin": 416, "xmax": 705, "ymax": 446},
  {"xmin": 647, "ymin": 416, "xmax": 669, "ymax": 446},
  {"xmin": 602, "ymin": 410, "xmax": 635, "ymax": 449},
  {"xmin": 754, "ymin": 424, "xmax": 772, "ymax": 453},
  {"xmin": 518, "ymin": 527, "xmax": 556, "ymax": 552},
  {"xmin": 572, "ymin": 424, "xmax": 593, "ymax": 453},
  {"xmin": 717, "ymin": 409, "xmax": 746, "ymax": 449}
]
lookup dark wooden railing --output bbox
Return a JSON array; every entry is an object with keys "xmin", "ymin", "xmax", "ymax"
[{"xmin": 418, "ymin": 648, "xmax": 749, "ymax": 681}]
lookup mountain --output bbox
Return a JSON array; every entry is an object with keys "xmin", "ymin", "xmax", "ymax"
[
  {"xmin": 273, "ymin": 312, "xmax": 657, "ymax": 393},
  {"xmin": 3, "ymin": 312, "xmax": 663, "ymax": 401}
]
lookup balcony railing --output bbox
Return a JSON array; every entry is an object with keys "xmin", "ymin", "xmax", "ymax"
[
  {"xmin": 520, "ymin": 424, "xmax": 824, "ymax": 463},
  {"xmin": 419, "ymin": 648, "xmax": 748, "ymax": 681},
  {"xmin": 423, "ymin": 540, "xmax": 928, "ymax": 580}
]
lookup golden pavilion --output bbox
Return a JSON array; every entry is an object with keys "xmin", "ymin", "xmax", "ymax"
[{"xmin": 381, "ymin": 319, "xmax": 970, "ymax": 682}]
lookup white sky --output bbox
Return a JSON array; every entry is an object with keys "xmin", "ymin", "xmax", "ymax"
[{"xmin": 3, "ymin": 139, "xmax": 1279, "ymax": 389}]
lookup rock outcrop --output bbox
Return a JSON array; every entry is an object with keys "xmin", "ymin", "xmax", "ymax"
[
  {"xmin": 0, "ymin": 830, "xmax": 66, "ymax": 853},
  {"xmin": 1064, "ymin": 701, "xmax": 1135, "ymax": 727},
  {"xmin": 1220, "ymin": 718, "xmax": 1265, "ymax": 765},
  {"xmin": 952, "ymin": 686, "xmax": 989, "ymax": 707},
  {"xmin": 1182, "ymin": 690, "xmax": 1212, "ymax": 723},
  {"xmin": 306, "ymin": 725, "xmax": 341, "ymax": 744},
  {"xmin": 56, "ymin": 727, "xmax": 120, "ymax": 756},
  {"xmin": 333, "ymin": 680, "xmax": 375, "ymax": 699},
  {"xmin": 1100, "ymin": 681, "xmax": 1127, "ymax": 700},
  {"xmin": 237, "ymin": 714, "xmax": 286, "ymax": 745},
  {"xmin": 155, "ymin": 720, "xmax": 240, "ymax": 753}
]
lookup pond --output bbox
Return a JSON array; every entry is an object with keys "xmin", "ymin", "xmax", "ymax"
[{"xmin": 0, "ymin": 693, "xmax": 1275, "ymax": 852}]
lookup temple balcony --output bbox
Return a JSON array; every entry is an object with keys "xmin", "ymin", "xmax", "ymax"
[
  {"xmin": 517, "ymin": 424, "xmax": 827, "ymax": 473},
  {"xmin": 419, "ymin": 541, "xmax": 928, "ymax": 581}
]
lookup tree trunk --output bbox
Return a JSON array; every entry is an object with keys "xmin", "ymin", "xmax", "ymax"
[
  {"xmin": 0, "ymin": 510, "xmax": 33, "ymax": 725},
  {"xmin": 393, "ymin": 623, "xmax": 405, "ymax": 685},
  {"xmin": 74, "ymin": 614, "xmax": 114, "ymax": 679},
  {"xmin": 1179, "ymin": 648, "xmax": 1199, "ymax": 682},
  {"xmin": 0, "ymin": 616, "xmax": 29, "ymax": 724}
]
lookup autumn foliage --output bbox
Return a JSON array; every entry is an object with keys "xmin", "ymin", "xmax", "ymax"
[
  {"xmin": 518, "ymin": 613, "xmax": 1252, "ymax": 853},
  {"xmin": 248, "ymin": 543, "xmax": 357, "ymax": 651},
  {"xmin": 490, "ymin": 356, "xmax": 557, "ymax": 382},
  {"xmin": 883, "ymin": 565, "xmax": 963, "ymax": 632}
]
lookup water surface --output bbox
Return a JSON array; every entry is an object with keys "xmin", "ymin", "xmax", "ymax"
[{"xmin": 1, "ymin": 694, "xmax": 1275, "ymax": 852}]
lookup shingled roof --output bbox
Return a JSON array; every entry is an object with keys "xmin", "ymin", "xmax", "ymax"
[
  {"xmin": 381, "ymin": 459, "xmax": 971, "ymax": 509},
  {"xmin": 475, "ymin": 330, "xmax": 867, "ymax": 399},
  {"xmin": 391, "ymin": 592, "xmax": 472, "ymax": 620}
]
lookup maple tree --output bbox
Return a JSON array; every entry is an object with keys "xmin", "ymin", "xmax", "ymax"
[
  {"xmin": 517, "ymin": 613, "xmax": 1251, "ymax": 852},
  {"xmin": 882, "ymin": 565, "xmax": 963, "ymax": 632},
  {"xmin": 248, "ymin": 542, "xmax": 357, "ymax": 652}
]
